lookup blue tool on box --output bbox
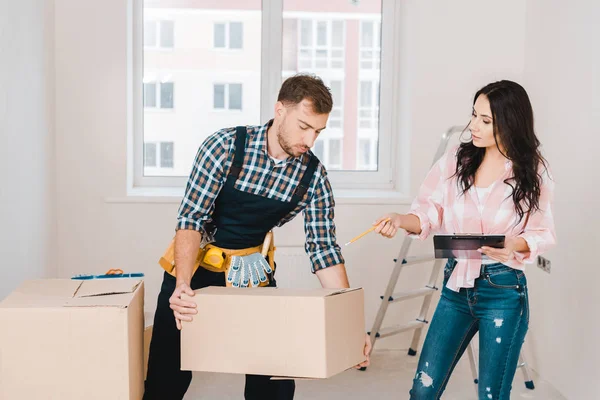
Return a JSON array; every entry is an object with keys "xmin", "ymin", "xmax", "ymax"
[{"xmin": 72, "ymin": 268, "xmax": 145, "ymax": 280}]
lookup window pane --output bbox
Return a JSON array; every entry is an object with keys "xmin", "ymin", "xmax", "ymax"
[
  {"xmin": 361, "ymin": 21, "xmax": 373, "ymax": 47},
  {"xmin": 360, "ymin": 81, "xmax": 372, "ymax": 107},
  {"xmin": 313, "ymin": 140, "xmax": 325, "ymax": 161},
  {"xmin": 359, "ymin": 139, "xmax": 370, "ymax": 166},
  {"xmin": 143, "ymin": 1, "xmax": 261, "ymax": 177},
  {"xmin": 317, "ymin": 21, "xmax": 327, "ymax": 46},
  {"xmin": 229, "ymin": 22, "xmax": 243, "ymax": 49},
  {"xmin": 282, "ymin": 0, "xmax": 382, "ymax": 171},
  {"xmin": 228, "ymin": 83, "xmax": 242, "ymax": 110},
  {"xmin": 214, "ymin": 23, "xmax": 226, "ymax": 48},
  {"xmin": 144, "ymin": 143, "xmax": 157, "ymax": 167},
  {"xmin": 160, "ymin": 20, "xmax": 174, "ymax": 48},
  {"xmin": 332, "ymin": 21, "xmax": 344, "ymax": 47},
  {"xmin": 144, "ymin": 20, "xmax": 157, "ymax": 47},
  {"xmin": 160, "ymin": 82, "xmax": 174, "ymax": 109},
  {"xmin": 330, "ymin": 80, "xmax": 342, "ymax": 106},
  {"xmin": 329, "ymin": 139, "xmax": 342, "ymax": 167},
  {"xmin": 144, "ymin": 82, "xmax": 156, "ymax": 107},
  {"xmin": 160, "ymin": 142, "xmax": 174, "ymax": 168},
  {"xmin": 300, "ymin": 20, "xmax": 312, "ymax": 46},
  {"xmin": 213, "ymin": 84, "xmax": 225, "ymax": 108}
]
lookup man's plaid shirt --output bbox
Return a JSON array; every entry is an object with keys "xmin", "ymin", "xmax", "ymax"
[{"xmin": 176, "ymin": 120, "xmax": 344, "ymax": 272}]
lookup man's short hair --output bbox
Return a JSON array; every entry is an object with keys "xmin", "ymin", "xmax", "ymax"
[{"xmin": 277, "ymin": 73, "xmax": 333, "ymax": 114}]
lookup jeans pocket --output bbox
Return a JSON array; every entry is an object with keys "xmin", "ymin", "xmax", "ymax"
[{"xmin": 485, "ymin": 270, "xmax": 521, "ymax": 289}]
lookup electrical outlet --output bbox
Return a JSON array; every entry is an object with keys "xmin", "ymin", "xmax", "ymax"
[{"xmin": 536, "ymin": 255, "xmax": 551, "ymax": 273}]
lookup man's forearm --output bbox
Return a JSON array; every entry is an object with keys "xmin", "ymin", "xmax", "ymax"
[
  {"xmin": 174, "ymin": 229, "xmax": 202, "ymax": 286},
  {"xmin": 315, "ymin": 264, "xmax": 350, "ymax": 289}
]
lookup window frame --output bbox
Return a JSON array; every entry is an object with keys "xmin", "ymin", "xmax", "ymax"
[
  {"xmin": 129, "ymin": 0, "xmax": 405, "ymax": 192},
  {"xmin": 212, "ymin": 82, "xmax": 244, "ymax": 111},
  {"xmin": 143, "ymin": 18, "xmax": 175, "ymax": 50},
  {"xmin": 213, "ymin": 21, "xmax": 244, "ymax": 50}
]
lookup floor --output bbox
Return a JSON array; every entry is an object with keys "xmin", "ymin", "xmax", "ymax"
[{"xmin": 184, "ymin": 349, "xmax": 566, "ymax": 399}]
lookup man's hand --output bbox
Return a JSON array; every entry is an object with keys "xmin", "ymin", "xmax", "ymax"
[
  {"xmin": 169, "ymin": 282, "xmax": 197, "ymax": 330},
  {"xmin": 354, "ymin": 334, "xmax": 372, "ymax": 369}
]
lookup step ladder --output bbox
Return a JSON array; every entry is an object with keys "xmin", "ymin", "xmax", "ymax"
[{"xmin": 363, "ymin": 125, "xmax": 536, "ymax": 392}]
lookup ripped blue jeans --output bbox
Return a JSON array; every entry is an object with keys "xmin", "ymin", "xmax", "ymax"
[{"xmin": 409, "ymin": 259, "xmax": 529, "ymax": 400}]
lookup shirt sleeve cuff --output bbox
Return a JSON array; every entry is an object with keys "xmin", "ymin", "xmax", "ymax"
[
  {"xmin": 310, "ymin": 247, "xmax": 345, "ymax": 273},
  {"xmin": 513, "ymin": 234, "xmax": 539, "ymax": 264},
  {"xmin": 175, "ymin": 218, "xmax": 205, "ymax": 233}
]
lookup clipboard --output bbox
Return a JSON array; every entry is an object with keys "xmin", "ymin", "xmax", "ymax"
[{"xmin": 433, "ymin": 234, "xmax": 505, "ymax": 259}]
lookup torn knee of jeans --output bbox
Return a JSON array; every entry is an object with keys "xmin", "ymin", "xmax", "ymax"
[{"xmin": 416, "ymin": 371, "xmax": 434, "ymax": 388}]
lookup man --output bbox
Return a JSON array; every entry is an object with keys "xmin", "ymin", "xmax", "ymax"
[{"xmin": 144, "ymin": 74, "xmax": 371, "ymax": 400}]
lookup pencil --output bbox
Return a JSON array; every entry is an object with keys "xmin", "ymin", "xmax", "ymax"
[{"xmin": 344, "ymin": 217, "xmax": 391, "ymax": 246}]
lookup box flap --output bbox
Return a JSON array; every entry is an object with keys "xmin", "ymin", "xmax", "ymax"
[
  {"xmin": 323, "ymin": 288, "xmax": 362, "ymax": 297},
  {"xmin": 0, "ymin": 278, "xmax": 143, "ymax": 309},
  {"xmin": 194, "ymin": 287, "xmax": 362, "ymax": 298},
  {"xmin": 0, "ymin": 280, "xmax": 82, "ymax": 308},
  {"xmin": 64, "ymin": 279, "xmax": 142, "ymax": 308},
  {"xmin": 73, "ymin": 279, "xmax": 142, "ymax": 298}
]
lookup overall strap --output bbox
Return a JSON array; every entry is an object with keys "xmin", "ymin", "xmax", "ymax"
[
  {"xmin": 228, "ymin": 126, "xmax": 247, "ymax": 180},
  {"xmin": 290, "ymin": 155, "xmax": 318, "ymax": 204}
]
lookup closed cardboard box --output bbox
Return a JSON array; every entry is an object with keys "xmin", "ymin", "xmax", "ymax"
[
  {"xmin": 0, "ymin": 278, "xmax": 144, "ymax": 400},
  {"xmin": 181, "ymin": 287, "xmax": 365, "ymax": 379}
]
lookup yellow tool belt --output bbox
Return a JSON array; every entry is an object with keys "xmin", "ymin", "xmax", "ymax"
[{"xmin": 158, "ymin": 232, "xmax": 275, "ymax": 287}]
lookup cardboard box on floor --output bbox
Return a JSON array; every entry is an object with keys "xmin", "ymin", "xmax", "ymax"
[
  {"xmin": 181, "ymin": 287, "xmax": 365, "ymax": 379},
  {"xmin": 144, "ymin": 311, "xmax": 154, "ymax": 380},
  {"xmin": 0, "ymin": 278, "xmax": 145, "ymax": 400}
]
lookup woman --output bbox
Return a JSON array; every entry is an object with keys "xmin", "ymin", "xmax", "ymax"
[{"xmin": 374, "ymin": 80, "xmax": 556, "ymax": 399}]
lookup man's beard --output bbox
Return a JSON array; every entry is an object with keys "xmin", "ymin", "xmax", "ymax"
[{"xmin": 277, "ymin": 122, "xmax": 298, "ymax": 157}]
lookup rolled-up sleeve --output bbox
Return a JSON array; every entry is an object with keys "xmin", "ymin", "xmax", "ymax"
[
  {"xmin": 513, "ymin": 168, "xmax": 557, "ymax": 263},
  {"xmin": 303, "ymin": 172, "xmax": 345, "ymax": 272},
  {"xmin": 176, "ymin": 130, "xmax": 232, "ymax": 233},
  {"xmin": 407, "ymin": 155, "xmax": 446, "ymax": 240}
]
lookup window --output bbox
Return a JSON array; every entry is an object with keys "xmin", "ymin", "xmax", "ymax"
[
  {"xmin": 144, "ymin": 79, "xmax": 174, "ymax": 109},
  {"xmin": 282, "ymin": 1, "xmax": 385, "ymax": 179},
  {"xmin": 360, "ymin": 20, "xmax": 381, "ymax": 70},
  {"xmin": 297, "ymin": 20, "xmax": 345, "ymax": 70},
  {"xmin": 144, "ymin": 20, "xmax": 174, "ymax": 49},
  {"xmin": 214, "ymin": 22, "xmax": 244, "ymax": 49},
  {"xmin": 358, "ymin": 80, "xmax": 379, "ymax": 129},
  {"xmin": 133, "ymin": 0, "xmax": 400, "ymax": 191},
  {"xmin": 144, "ymin": 141, "xmax": 174, "ymax": 169},
  {"xmin": 213, "ymin": 83, "xmax": 243, "ymax": 110},
  {"xmin": 160, "ymin": 142, "xmax": 174, "ymax": 168},
  {"xmin": 144, "ymin": 143, "xmax": 157, "ymax": 167}
]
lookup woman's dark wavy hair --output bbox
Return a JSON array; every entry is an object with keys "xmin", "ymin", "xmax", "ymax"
[{"xmin": 454, "ymin": 80, "xmax": 548, "ymax": 223}]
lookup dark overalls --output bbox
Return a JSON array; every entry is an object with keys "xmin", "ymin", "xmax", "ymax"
[{"xmin": 144, "ymin": 126, "xmax": 318, "ymax": 400}]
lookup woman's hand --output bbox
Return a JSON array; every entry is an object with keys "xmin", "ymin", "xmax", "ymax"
[
  {"xmin": 373, "ymin": 213, "xmax": 403, "ymax": 239},
  {"xmin": 479, "ymin": 237, "xmax": 519, "ymax": 263}
]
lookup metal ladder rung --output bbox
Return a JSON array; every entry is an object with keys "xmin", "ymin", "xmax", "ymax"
[
  {"xmin": 396, "ymin": 255, "xmax": 436, "ymax": 267},
  {"xmin": 377, "ymin": 320, "xmax": 427, "ymax": 339},
  {"xmin": 382, "ymin": 286, "xmax": 438, "ymax": 303}
]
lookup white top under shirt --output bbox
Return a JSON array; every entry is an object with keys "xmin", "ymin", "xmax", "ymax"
[{"xmin": 464, "ymin": 185, "xmax": 497, "ymax": 265}]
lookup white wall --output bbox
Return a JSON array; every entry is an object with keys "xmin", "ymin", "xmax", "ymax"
[
  {"xmin": 0, "ymin": 0, "xmax": 56, "ymax": 300},
  {"xmin": 53, "ymin": 0, "xmax": 527, "ymax": 352},
  {"xmin": 523, "ymin": 0, "xmax": 600, "ymax": 398}
]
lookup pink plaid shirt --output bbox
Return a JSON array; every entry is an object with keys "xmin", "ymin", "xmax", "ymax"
[{"xmin": 409, "ymin": 146, "xmax": 556, "ymax": 291}]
